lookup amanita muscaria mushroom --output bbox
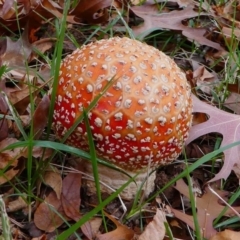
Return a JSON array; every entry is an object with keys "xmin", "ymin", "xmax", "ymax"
[{"xmin": 52, "ymin": 37, "xmax": 192, "ymax": 200}]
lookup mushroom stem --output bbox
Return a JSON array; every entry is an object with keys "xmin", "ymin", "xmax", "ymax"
[{"xmin": 82, "ymin": 161, "xmax": 156, "ymax": 200}]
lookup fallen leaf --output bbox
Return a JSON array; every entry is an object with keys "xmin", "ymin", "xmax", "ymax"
[
  {"xmin": 96, "ymin": 212, "xmax": 135, "ymax": 240},
  {"xmin": 0, "ymin": 28, "xmax": 32, "ymax": 67},
  {"xmin": 32, "ymin": 94, "xmax": 50, "ymax": 139},
  {"xmin": 138, "ymin": 209, "xmax": 166, "ymax": 240},
  {"xmin": 0, "ymin": 88, "xmax": 8, "ymax": 141},
  {"xmin": 7, "ymin": 194, "xmax": 28, "ymax": 212},
  {"xmin": 61, "ymin": 169, "xmax": 82, "ymax": 221},
  {"xmin": 70, "ymin": 0, "xmax": 112, "ymax": 23},
  {"xmin": 32, "ymin": 38, "xmax": 56, "ymax": 55},
  {"xmin": 34, "ymin": 190, "xmax": 68, "ymax": 232},
  {"xmin": 222, "ymin": 26, "xmax": 240, "ymax": 41},
  {"xmin": 0, "ymin": 138, "xmax": 22, "ymax": 184},
  {"xmin": 210, "ymin": 229, "xmax": 240, "ymax": 240},
  {"xmin": 131, "ymin": 4, "xmax": 223, "ymax": 50},
  {"xmin": 172, "ymin": 179, "xmax": 240, "ymax": 238},
  {"xmin": 192, "ymin": 62, "xmax": 219, "ymax": 95},
  {"xmin": 186, "ymin": 95, "xmax": 240, "ymax": 181},
  {"xmin": 43, "ymin": 167, "xmax": 62, "ymax": 199},
  {"xmin": 224, "ymin": 92, "xmax": 240, "ymax": 114},
  {"xmin": 1, "ymin": 0, "xmax": 17, "ymax": 20}
]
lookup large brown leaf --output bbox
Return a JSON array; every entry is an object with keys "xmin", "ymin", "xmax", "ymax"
[{"xmin": 34, "ymin": 190, "xmax": 69, "ymax": 232}]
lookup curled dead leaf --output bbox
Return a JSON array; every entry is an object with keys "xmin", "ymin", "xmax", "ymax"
[
  {"xmin": 7, "ymin": 194, "xmax": 28, "ymax": 212},
  {"xmin": 96, "ymin": 212, "xmax": 135, "ymax": 240},
  {"xmin": 210, "ymin": 229, "xmax": 240, "ymax": 240},
  {"xmin": 43, "ymin": 167, "xmax": 62, "ymax": 199},
  {"xmin": 138, "ymin": 209, "xmax": 166, "ymax": 240}
]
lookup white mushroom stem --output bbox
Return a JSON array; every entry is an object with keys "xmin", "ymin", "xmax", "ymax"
[{"xmin": 82, "ymin": 161, "xmax": 156, "ymax": 200}]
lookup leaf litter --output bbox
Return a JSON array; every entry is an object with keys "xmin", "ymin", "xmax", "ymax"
[{"xmin": 0, "ymin": 0, "xmax": 240, "ymax": 239}]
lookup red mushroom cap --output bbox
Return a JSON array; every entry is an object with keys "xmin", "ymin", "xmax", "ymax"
[{"xmin": 52, "ymin": 37, "xmax": 192, "ymax": 171}]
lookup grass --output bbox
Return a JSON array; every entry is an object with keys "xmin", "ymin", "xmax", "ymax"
[{"xmin": 0, "ymin": 0, "xmax": 240, "ymax": 239}]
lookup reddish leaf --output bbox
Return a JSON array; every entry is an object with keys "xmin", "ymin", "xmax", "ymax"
[
  {"xmin": 131, "ymin": 4, "xmax": 223, "ymax": 50},
  {"xmin": 61, "ymin": 170, "xmax": 82, "ymax": 221},
  {"xmin": 186, "ymin": 95, "xmax": 240, "ymax": 181},
  {"xmin": 61, "ymin": 168, "xmax": 96, "ymax": 239}
]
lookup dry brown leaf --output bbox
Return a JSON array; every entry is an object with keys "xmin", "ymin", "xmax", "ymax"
[
  {"xmin": 224, "ymin": 92, "xmax": 240, "ymax": 114},
  {"xmin": 1, "ymin": 0, "xmax": 18, "ymax": 20},
  {"xmin": 0, "ymin": 138, "xmax": 22, "ymax": 184},
  {"xmin": 0, "ymin": 29, "xmax": 32, "ymax": 67},
  {"xmin": 30, "ymin": 146, "xmax": 52, "ymax": 160},
  {"xmin": 0, "ymin": 87, "xmax": 8, "ymax": 141},
  {"xmin": 34, "ymin": 190, "xmax": 68, "ymax": 232},
  {"xmin": 8, "ymin": 83, "xmax": 39, "ymax": 115},
  {"xmin": 131, "ymin": 4, "xmax": 223, "ymax": 50},
  {"xmin": 222, "ymin": 26, "xmax": 240, "ymax": 41},
  {"xmin": 84, "ymin": 217, "xmax": 102, "ymax": 239},
  {"xmin": 43, "ymin": 167, "xmax": 62, "ymax": 199},
  {"xmin": 61, "ymin": 169, "xmax": 82, "ymax": 221},
  {"xmin": 70, "ymin": 0, "xmax": 112, "ymax": 24},
  {"xmin": 61, "ymin": 166, "xmax": 101, "ymax": 239},
  {"xmin": 32, "ymin": 38, "xmax": 56, "ymax": 54},
  {"xmin": 32, "ymin": 94, "xmax": 50, "ymax": 139},
  {"xmin": 0, "ymin": 0, "xmax": 61, "ymax": 36},
  {"xmin": 138, "ymin": 209, "xmax": 166, "ymax": 240},
  {"xmin": 0, "ymin": 167, "xmax": 20, "ymax": 185},
  {"xmin": 96, "ymin": 212, "xmax": 135, "ymax": 240},
  {"xmin": 172, "ymin": 179, "xmax": 240, "ymax": 238},
  {"xmin": 7, "ymin": 194, "xmax": 28, "ymax": 212},
  {"xmin": 80, "ymin": 217, "xmax": 102, "ymax": 240},
  {"xmin": 192, "ymin": 62, "xmax": 219, "ymax": 95},
  {"xmin": 0, "ymin": 138, "xmax": 21, "ymax": 168},
  {"xmin": 210, "ymin": 229, "xmax": 240, "ymax": 240}
]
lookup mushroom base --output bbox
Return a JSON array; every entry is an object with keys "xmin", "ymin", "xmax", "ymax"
[{"xmin": 82, "ymin": 161, "xmax": 156, "ymax": 200}]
